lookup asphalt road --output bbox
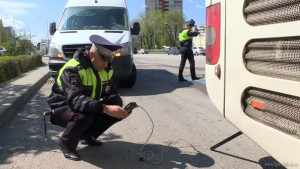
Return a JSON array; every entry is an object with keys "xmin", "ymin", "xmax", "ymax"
[{"xmin": 0, "ymin": 54, "xmax": 282, "ymax": 169}]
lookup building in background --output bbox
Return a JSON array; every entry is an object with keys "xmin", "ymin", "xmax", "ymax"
[
  {"xmin": 4, "ymin": 26, "xmax": 15, "ymax": 38},
  {"xmin": 145, "ymin": 0, "xmax": 182, "ymax": 13},
  {"xmin": 193, "ymin": 25, "xmax": 206, "ymax": 48},
  {"xmin": 37, "ymin": 39, "xmax": 50, "ymax": 56},
  {"xmin": 1, "ymin": 19, "xmax": 15, "ymax": 44},
  {"xmin": 4, "ymin": 26, "xmax": 15, "ymax": 43}
]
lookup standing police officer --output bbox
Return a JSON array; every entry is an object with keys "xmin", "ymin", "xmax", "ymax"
[
  {"xmin": 178, "ymin": 19, "xmax": 201, "ymax": 82},
  {"xmin": 47, "ymin": 35, "xmax": 130, "ymax": 161}
]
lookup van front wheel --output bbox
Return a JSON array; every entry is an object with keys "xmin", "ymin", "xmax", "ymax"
[{"xmin": 119, "ymin": 63, "xmax": 137, "ymax": 88}]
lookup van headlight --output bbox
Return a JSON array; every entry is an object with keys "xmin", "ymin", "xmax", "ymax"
[
  {"xmin": 48, "ymin": 43, "xmax": 63, "ymax": 58},
  {"xmin": 118, "ymin": 42, "xmax": 131, "ymax": 56}
]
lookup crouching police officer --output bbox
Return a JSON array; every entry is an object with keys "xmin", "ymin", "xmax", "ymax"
[
  {"xmin": 178, "ymin": 19, "xmax": 202, "ymax": 82},
  {"xmin": 47, "ymin": 35, "xmax": 130, "ymax": 161}
]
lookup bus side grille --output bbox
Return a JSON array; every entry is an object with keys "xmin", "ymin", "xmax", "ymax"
[
  {"xmin": 244, "ymin": 0, "xmax": 300, "ymax": 26},
  {"xmin": 245, "ymin": 37, "xmax": 300, "ymax": 82},
  {"xmin": 243, "ymin": 88, "xmax": 300, "ymax": 139}
]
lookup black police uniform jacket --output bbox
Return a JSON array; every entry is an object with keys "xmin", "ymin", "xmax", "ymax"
[{"xmin": 47, "ymin": 47, "xmax": 121, "ymax": 115}]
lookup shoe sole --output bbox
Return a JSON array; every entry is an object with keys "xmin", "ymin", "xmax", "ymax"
[{"xmin": 64, "ymin": 155, "xmax": 81, "ymax": 161}]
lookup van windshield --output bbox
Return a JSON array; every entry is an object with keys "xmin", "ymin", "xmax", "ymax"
[{"xmin": 58, "ymin": 7, "xmax": 129, "ymax": 31}]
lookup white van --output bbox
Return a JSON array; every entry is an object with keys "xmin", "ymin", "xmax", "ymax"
[
  {"xmin": 206, "ymin": 0, "xmax": 300, "ymax": 167},
  {"xmin": 48, "ymin": 0, "xmax": 140, "ymax": 88}
]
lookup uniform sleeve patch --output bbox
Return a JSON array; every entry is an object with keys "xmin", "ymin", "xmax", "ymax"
[{"xmin": 69, "ymin": 74, "xmax": 79, "ymax": 87}]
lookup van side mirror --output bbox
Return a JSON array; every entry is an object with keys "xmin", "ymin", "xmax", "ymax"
[
  {"xmin": 131, "ymin": 22, "xmax": 140, "ymax": 35},
  {"xmin": 49, "ymin": 22, "xmax": 56, "ymax": 35}
]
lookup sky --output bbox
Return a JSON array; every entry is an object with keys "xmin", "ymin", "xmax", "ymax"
[{"xmin": 0, "ymin": 0, "xmax": 206, "ymax": 45}]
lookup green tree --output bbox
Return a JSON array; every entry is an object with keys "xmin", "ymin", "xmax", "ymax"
[
  {"xmin": 134, "ymin": 10, "xmax": 185, "ymax": 49},
  {"xmin": 0, "ymin": 19, "xmax": 9, "ymax": 43},
  {"xmin": 10, "ymin": 32, "xmax": 34, "ymax": 56},
  {"xmin": 0, "ymin": 19, "xmax": 34, "ymax": 56},
  {"xmin": 138, "ymin": 10, "xmax": 166, "ymax": 49},
  {"xmin": 139, "ymin": 11, "xmax": 154, "ymax": 49},
  {"xmin": 164, "ymin": 11, "xmax": 185, "ymax": 47}
]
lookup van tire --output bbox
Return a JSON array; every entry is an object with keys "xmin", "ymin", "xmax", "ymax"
[{"xmin": 119, "ymin": 63, "xmax": 136, "ymax": 88}]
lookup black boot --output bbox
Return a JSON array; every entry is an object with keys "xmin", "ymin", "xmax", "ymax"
[
  {"xmin": 178, "ymin": 76, "xmax": 187, "ymax": 82},
  {"xmin": 81, "ymin": 135, "xmax": 103, "ymax": 146},
  {"xmin": 192, "ymin": 74, "xmax": 205, "ymax": 80},
  {"xmin": 190, "ymin": 64, "xmax": 200, "ymax": 80},
  {"xmin": 59, "ymin": 141, "xmax": 81, "ymax": 161},
  {"xmin": 192, "ymin": 76, "xmax": 201, "ymax": 80}
]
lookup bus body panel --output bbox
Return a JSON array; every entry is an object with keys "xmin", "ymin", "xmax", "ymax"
[{"xmin": 206, "ymin": 0, "xmax": 300, "ymax": 166}]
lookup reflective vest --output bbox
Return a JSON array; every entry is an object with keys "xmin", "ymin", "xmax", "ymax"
[
  {"xmin": 179, "ymin": 29, "xmax": 191, "ymax": 42},
  {"xmin": 57, "ymin": 58, "xmax": 113, "ymax": 99}
]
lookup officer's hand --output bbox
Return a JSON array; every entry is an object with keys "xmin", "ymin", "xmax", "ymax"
[{"xmin": 103, "ymin": 105, "xmax": 129, "ymax": 119}]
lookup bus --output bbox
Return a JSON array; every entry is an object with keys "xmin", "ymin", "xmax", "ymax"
[{"xmin": 205, "ymin": 0, "xmax": 300, "ymax": 167}]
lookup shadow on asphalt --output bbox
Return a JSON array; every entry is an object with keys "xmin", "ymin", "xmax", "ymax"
[
  {"xmin": 118, "ymin": 69, "xmax": 195, "ymax": 96},
  {"xmin": 78, "ymin": 136, "xmax": 215, "ymax": 169},
  {"xmin": 259, "ymin": 156, "xmax": 287, "ymax": 169},
  {"xmin": 210, "ymin": 150, "xmax": 286, "ymax": 169},
  {"xmin": 78, "ymin": 134, "xmax": 215, "ymax": 169}
]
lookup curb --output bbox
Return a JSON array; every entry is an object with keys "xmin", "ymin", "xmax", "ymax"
[{"xmin": 0, "ymin": 68, "xmax": 50, "ymax": 128}]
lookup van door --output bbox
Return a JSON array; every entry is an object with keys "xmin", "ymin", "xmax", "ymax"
[{"xmin": 225, "ymin": 0, "xmax": 300, "ymax": 164}]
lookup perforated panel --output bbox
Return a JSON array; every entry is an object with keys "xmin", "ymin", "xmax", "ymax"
[
  {"xmin": 244, "ymin": 0, "xmax": 300, "ymax": 26},
  {"xmin": 243, "ymin": 88, "xmax": 300, "ymax": 139},
  {"xmin": 245, "ymin": 37, "xmax": 300, "ymax": 82}
]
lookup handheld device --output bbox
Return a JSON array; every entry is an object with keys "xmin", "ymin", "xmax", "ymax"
[{"xmin": 124, "ymin": 102, "xmax": 138, "ymax": 112}]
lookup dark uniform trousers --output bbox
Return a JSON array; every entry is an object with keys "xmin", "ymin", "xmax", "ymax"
[
  {"xmin": 179, "ymin": 47, "xmax": 196, "ymax": 78},
  {"xmin": 50, "ymin": 98, "xmax": 122, "ymax": 151}
]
